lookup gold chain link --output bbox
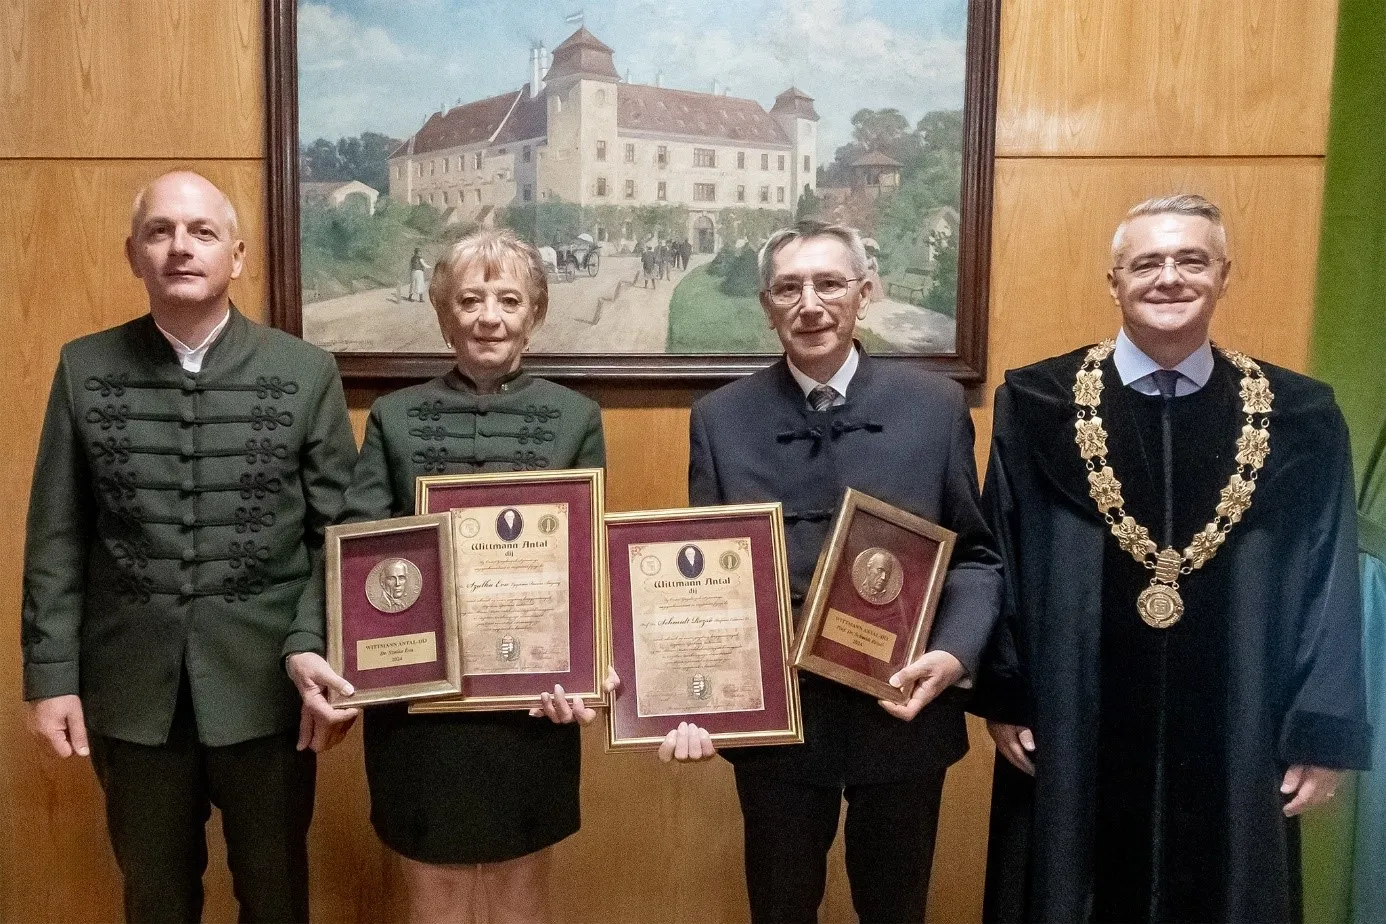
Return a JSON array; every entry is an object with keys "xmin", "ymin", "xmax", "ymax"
[{"xmin": 1073, "ymin": 339, "xmax": 1272, "ymax": 575}]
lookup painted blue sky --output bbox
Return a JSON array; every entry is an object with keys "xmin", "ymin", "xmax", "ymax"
[{"xmin": 298, "ymin": 0, "xmax": 968, "ymax": 156}]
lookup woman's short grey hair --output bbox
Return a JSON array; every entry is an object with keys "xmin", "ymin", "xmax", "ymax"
[
  {"xmin": 429, "ymin": 229, "xmax": 550, "ymax": 326},
  {"xmin": 758, "ymin": 220, "xmax": 871, "ymax": 292},
  {"xmin": 1112, "ymin": 194, "xmax": 1228, "ymax": 262}
]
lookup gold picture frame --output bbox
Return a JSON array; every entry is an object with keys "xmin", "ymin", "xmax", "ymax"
[
  {"xmin": 410, "ymin": 468, "xmax": 608, "ymax": 713},
  {"xmin": 793, "ymin": 489, "xmax": 956, "ymax": 703},
  {"xmin": 325, "ymin": 512, "xmax": 462, "ymax": 707},
  {"xmin": 604, "ymin": 502, "xmax": 802, "ymax": 751}
]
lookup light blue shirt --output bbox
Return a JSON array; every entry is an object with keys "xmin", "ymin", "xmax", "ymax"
[
  {"xmin": 1113, "ymin": 328, "xmax": 1214, "ymax": 397},
  {"xmin": 787, "ymin": 346, "xmax": 860, "ymax": 408}
]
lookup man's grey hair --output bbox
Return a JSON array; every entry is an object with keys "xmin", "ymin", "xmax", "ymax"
[
  {"xmin": 1111, "ymin": 194, "xmax": 1227, "ymax": 263},
  {"xmin": 130, "ymin": 170, "xmax": 241, "ymax": 237},
  {"xmin": 758, "ymin": 220, "xmax": 871, "ymax": 292}
]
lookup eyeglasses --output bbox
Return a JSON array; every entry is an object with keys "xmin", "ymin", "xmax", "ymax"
[
  {"xmin": 1114, "ymin": 256, "xmax": 1225, "ymax": 281},
  {"xmin": 765, "ymin": 275, "xmax": 863, "ymax": 308}
]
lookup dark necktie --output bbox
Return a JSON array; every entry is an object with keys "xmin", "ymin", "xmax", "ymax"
[
  {"xmin": 1151, "ymin": 369, "xmax": 1181, "ymax": 400},
  {"xmin": 808, "ymin": 384, "xmax": 838, "ymax": 412},
  {"xmin": 1147, "ymin": 365, "xmax": 1180, "ymax": 920}
]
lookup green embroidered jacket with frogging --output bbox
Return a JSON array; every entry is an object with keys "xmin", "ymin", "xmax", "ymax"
[
  {"xmin": 345, "ymin": 369, "xmax": 605, "ymax": 520},
  {"xmin": 22, "ymin": 310, "xmax": 357, "ymax": 747}
]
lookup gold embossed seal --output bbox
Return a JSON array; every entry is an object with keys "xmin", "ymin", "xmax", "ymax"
[
  {"xmin": 851, "ymin": 548, "xmax": 904, "ymax": 606},
  {"xmin": 365, "ymin": 557, "xmax": 424, "ymax": 614},
  {"xmin": 1137, "ymin": 584, "xmax": 1184, "ymax": 629}
]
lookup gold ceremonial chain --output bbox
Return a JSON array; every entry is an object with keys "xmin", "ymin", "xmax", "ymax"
[{"xmin": 1073, "ymin": 339, "xmax": 1272, "ymax": 628}]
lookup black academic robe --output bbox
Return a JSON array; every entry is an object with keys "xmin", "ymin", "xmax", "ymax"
[{"xmin": 973, "ymin": 348, "xmax": 1371, "ymax": 924}]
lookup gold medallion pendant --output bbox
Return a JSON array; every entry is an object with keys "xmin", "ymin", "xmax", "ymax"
[
  {"xmin": 1072, "ymin": 339, "xmax": 1273, "ymax": 629},
  {"xmin": 1137, "ymin": 584, "xmax": 1184, "ymax": 628}
]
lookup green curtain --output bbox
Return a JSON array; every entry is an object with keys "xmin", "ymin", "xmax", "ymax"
[
  {"xmin": 1310, "ymin": 0, "xmax": 1386, "ymax": 468},
  {"xmin": 1349, "ymin": 450, "xmax": 1385, "ymax": 924},
  {"xmin": 1305, "ymin": 0, "xmax": 1386, "ymax": 920}
]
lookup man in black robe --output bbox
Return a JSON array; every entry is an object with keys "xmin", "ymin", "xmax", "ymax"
[{"xmin": 974, "ymin": 194, "xmax": 1371, "ymax": 923}]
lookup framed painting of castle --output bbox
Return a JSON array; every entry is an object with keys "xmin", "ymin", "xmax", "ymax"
[{"xmin": 265, "ymin": 0, "xmax": 999, "ymax": 382}]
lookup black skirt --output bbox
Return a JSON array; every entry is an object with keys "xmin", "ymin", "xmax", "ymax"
[{"xmin": 362, "ymin": 704, "xmax": 581, "ymax": 864}]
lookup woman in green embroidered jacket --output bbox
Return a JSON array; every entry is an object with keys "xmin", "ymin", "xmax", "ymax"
[{"xmin": 342, "ymin": 229, "xmax": 605, "ymax": 923}]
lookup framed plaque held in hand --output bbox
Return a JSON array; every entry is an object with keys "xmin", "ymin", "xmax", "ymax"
[
  {"xmin": 410, "ymin": 468, "xmax": 606, "ymax": 712},
  {"xmin": 325, "ymin": 513, "xmax": 461, "ymax": 707},
  {"xmin": 793, "ymin": 489, "xmax": 956, "ymax": 703},
  {"xmin": 605, "ymin": 503, "xmax": 802, "ymax": 751}
]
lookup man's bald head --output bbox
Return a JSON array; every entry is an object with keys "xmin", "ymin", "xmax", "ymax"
[
  {"xmin": 130, "ymin": 171, "xmax": 239, "ymax": 238},
  {"xmin": 125, "ymin": 170, "xmax": 245, "ymax": 317}
]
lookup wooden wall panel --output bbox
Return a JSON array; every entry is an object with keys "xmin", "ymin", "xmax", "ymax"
[
  {"xmin": 588, "ymin": 388, "xmax": 698, "ymax": 512},
  {"xmin": 997, "ymin": 0, "xmax": 1337, "ymax": 157},
  {"xmin": 0, "ymin": 160, "xmax": 266, "ymax": 347},
  {"xmin": 0, "ymin": 0, "xmax": 262, "ymax": 159}
]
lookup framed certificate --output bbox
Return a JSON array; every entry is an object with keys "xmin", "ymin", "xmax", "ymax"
[
  {"xmin": 793, "ymin": 489, "xmax": 956, "ymax": 703},
  {"xmin": 410, "ymin": 468, "xmax": 606, "ymax": 712},
  {"xmin": 605, "ymin": 503, "xmax": 802, "ymax": 751},
  {"xmin": 325, "ymin": 513, "xmax": 461, "ymax": 707}
]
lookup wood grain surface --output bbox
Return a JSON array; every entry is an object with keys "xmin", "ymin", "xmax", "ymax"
[
  {"xmin": 0, "ymin": 0, "xmax": 262, "ymax": 159},
  {"xmin": 996, "ymin": 0, "xmax": 1337, "ymax": 157}
]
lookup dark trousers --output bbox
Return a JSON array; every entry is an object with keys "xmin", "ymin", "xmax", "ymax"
[
  {"xmin": 89, "ymin": 674, "xmax": 316, "ymax": 923},
  {"xmin": 734, "ymin": 766, "xmax": 947, "ymax": 924}
]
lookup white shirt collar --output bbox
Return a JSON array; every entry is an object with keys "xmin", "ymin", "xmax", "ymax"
[
  {"xmin": 787, "ymin": 346, "xmax": 860, "ymax": 407},
  {"xmin": 155, "ymin": 310, "xmax": 231, "ymax": 374},
  {"xmin": 1112, "ymin": 328, "xmax": 1214, "ymax": 397}
]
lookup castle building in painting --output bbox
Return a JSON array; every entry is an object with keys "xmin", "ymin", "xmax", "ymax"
[{"xmin": 387, "ymin": 27, "xmax": 818, "ymax": 252}]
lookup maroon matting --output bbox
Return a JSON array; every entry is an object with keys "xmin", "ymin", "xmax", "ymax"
[
  {"xmin": 608, "ymin": 513, "xmax": 791, "ymax": 742},
  {"xmin": 811, "ymin": 511, "xmax": 941, "ymax": 684},
  {"xmin": 339, "ymin": 527, "xmax": 449, "ymax": 691},
  {"xmin": 421, "ymin": 477, "xmax": 597, "ymax": 698}
]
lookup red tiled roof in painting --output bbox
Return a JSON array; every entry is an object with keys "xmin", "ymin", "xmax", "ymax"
[
  {"xmin": 392, "ymin": 26, "xmax": 819, "ymax": 157},
  {"xmin": 396, "ymin": 89, "xmax": 523, "ymax": 158},
  {"xmin": 770, "ymin": 86, "xmax": 819, "ymax": 120},
  {"xmin": 544, "ymin": 26, "xmax": 621, "ymax": 82},
  {"xmin": 617, "ymin": 84, "xmax": 791, "ymax": 147},
  {"xmin": 494, "ymin": 89, "xmax": 548, "ymax": 145}
]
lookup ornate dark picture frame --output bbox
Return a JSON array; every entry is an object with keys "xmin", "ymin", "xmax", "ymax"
[{"xmin": 265, "ymin": 0, "xmax": 999, "ymax": 383}]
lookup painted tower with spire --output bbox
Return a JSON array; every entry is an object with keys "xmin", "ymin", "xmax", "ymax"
[
  {"xmin": 540, "ymin": 27, "xmax": 620, "ymax": 206},
  {"xmin": 770, "ymin": 87, "xmax": 820, "ymax": 213}
]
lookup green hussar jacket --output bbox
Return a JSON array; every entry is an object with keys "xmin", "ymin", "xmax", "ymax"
[
  {"xmin": 21, "ymin": 308, "xmax": 357, "ymax": 747},
  {"xmin": 344, "ymin": 368, "xmax": 605, "ymax": 520}
]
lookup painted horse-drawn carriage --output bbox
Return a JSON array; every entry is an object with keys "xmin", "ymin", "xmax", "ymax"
[{"xmin": 538, "ymin": 234, "xmax": 600, "ymax": 282}]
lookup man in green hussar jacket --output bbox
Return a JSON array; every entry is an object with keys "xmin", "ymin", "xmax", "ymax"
[{"xmin": 21, "ymin": 171, "xmax": 359, "ymax": 923}]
